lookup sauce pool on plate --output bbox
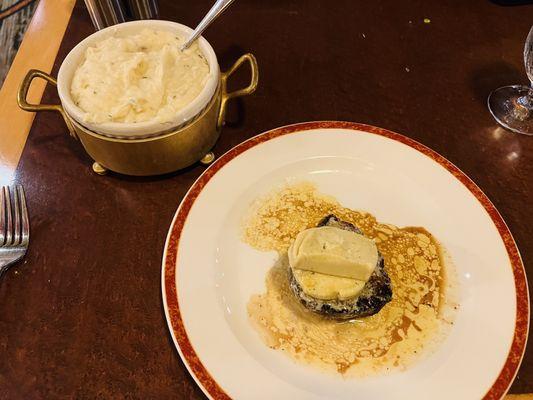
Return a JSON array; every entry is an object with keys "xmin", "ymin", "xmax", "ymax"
[{"xmin": 242, "ymin": 183, "xmax": 458, "ymax": 376}]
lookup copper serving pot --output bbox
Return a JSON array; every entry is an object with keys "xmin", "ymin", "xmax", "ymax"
[{"xmin": 17, "ymin": 21, "xmax": 258, "ymax": 176}]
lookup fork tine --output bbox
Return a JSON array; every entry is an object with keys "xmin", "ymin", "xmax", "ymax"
[
  {"xmin": 18, "ymin": 186, "xmax": 29, "ymax": 246},
  {"xmin": 13, "ymin": 185, "xmax": 21, "ymax": 245},
  {"xmin": 4, "ymin": 187, "xmax": 12, "ymax": 246},
  {"xmin": 0, "ymin": 187, "xmax": 5, "ymax": 245}
]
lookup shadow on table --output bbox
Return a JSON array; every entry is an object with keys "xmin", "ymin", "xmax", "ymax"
[
  {"xmin": 468, "ymin": 61, "xmax": 526, "ymax": 105},
  {"xmin": 490, "ymin": 0, "xmax": 533, "ymax": 5},
  {"xmin": 101, "ymin": 162, "xmax": 202, "ymax": 183}
]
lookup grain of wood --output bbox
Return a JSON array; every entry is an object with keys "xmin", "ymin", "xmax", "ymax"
[
  {"xmin": 0, "ymin": 0, "xmax": 531, "ymax": 397},
  {"xmin": 0, "ymin": 0, "xmax": 37, "ymax": 85},
  {"xmin": 0, "ymin": 0, "xmax": 75, "ymax": 181}
]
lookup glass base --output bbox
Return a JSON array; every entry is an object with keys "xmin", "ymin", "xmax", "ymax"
[{"xmin": 488, "ymin": 85, "xmax": 533, "ymax": 136}]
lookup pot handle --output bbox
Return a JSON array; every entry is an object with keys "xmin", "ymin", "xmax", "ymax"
[
  {"xmin": 218, "ymin": 53, "xmax": 259, "ymax": 129},
  {"xmin": 17, "ymin": 69, "xmax": 77, "ymax": 138}
]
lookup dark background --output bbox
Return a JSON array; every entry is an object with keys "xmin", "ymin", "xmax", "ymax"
[{"xmin": 0, "ymin": 0, "xmax": 532, "ymax": 398}]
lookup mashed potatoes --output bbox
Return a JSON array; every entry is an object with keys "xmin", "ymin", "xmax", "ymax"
[{"xmin": 71, "ymin": 29, "xmax": 210, "ymax": 124}]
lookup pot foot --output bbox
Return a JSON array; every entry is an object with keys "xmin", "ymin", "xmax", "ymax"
[
  {"xmin": 92, "ymin": 162, "xmax": 107, "ymax": 175},
  {"xmin": 200, "ymin": 152, "xmax": 215, "ymax": 165}
]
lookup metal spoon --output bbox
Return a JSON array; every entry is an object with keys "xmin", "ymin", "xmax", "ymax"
[{"xmin": 180, "ymin": 0, "xmax": 237, "ymax": 51}]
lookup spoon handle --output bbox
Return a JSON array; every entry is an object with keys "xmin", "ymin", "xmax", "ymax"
[{"xmin": 181, "ymin": 0, "xmax": 237, "ymax": 51}]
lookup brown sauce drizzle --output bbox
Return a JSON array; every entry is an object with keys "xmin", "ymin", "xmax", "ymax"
[{"xmin": 243, "ymin": 183, "xmax": 457, "ymax": 376}]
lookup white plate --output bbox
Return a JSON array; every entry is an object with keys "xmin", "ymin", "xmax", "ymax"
[{"xmin": 162, "ymin": 122, "xmax": 529, "ymax": 400}]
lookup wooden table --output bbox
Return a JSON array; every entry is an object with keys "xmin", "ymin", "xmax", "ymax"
[{"xmin": 0, "ymin": 0, "xmax": 532, "ymax": 398}]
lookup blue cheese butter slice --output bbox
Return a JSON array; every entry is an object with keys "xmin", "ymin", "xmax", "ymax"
[
  {"xmin": 292, "ymin": 269, "xmax": 367, "ymax": 300},
  {"xmin": 288, "ymin": 226, "xmax": 378, "ymax": 281}
]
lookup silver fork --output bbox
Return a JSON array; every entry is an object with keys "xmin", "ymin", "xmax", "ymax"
[{"xmin": 0, "ymin": 185, "xmax": 29, "ymax": 279}]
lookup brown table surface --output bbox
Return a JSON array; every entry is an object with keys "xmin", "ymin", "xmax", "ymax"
[{"xmin": 1, "ymin": 0, "xmax": 532, "ymax": 398}]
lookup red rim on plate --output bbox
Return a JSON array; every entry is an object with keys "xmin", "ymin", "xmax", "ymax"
[{"xmin": 162, "ymin": 121, "xmax": 529, "ymax": 400}]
